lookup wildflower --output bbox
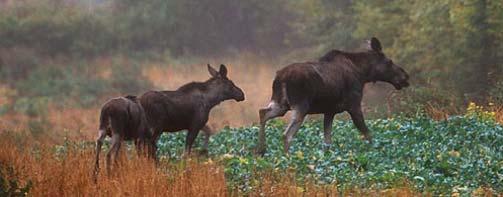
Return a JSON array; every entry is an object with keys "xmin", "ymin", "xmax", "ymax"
[
  {"xmin": 239, "ymin": 157, "xmax": 248, "ymax": 165},
  {"xmin": 204, "ymin": 158, "xmax": 214, "ymax": 165},
  {"xmin": 295, "ymin": 151, "xmax": 304, "ymax": 159},
  {"xmin": 448, "ymin": 150, "xmax": 460, "ymax": 158},
  {"xmin": 222, "ymin": 153, "xmax": 234, "ymax": 159},
  {"xmin": 468, "ymin": 102, "xmax": 476, "ymax": 109},
  {"xmin": 295, "ymin": 186, "xmax": 304, "ymax": 193}
]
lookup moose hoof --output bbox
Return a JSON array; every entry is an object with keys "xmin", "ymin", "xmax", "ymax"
[
  {"xmin": 198, "ymin": 149, "xmax": 209, "ymax": 157},
  {"xmin": 255, "ymin": 148, "xmax": 266, "ymax": 157},
  {"xmin": 322, "ymin": 143, "xmax": 332, "ymax": 152},
  {"xmin": 364, "ymin": 137, "xmax": 373, "ymax": 144},
  {"xmin": 360, "ymin": 135, "xmax": 373, "ymax": 144}
]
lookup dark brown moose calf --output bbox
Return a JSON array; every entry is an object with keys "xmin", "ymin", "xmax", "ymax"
[
  {"xmin": 94, "ymin": 95, "xmax": 151, "ymax": 179},
  {"xmin": 140, "ymin": 64, "xmax": 245, "ymax": 157},
  {"xmin": 257, "ymin": 37, "xmax": 410, "ymax": 155}
]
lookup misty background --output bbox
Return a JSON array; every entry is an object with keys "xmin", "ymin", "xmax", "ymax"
[{"xmin": 0, "ymin": 0, "xmax": 502, "ymax": 139}]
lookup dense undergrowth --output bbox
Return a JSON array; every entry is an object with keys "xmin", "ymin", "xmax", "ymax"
[
  {"xmin": 1, "ymin": 106, "xmax": 501, "ymax": 196},
  {"xmin": 157, "ymin": 109, "xmax": 502, "ymax": 195}
]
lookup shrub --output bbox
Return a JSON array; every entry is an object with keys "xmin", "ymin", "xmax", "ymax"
[
  {"xmin": 158, "ymin": 114, "xmax": 503, "ymax": 195},
  {"xmin": 109, "ymin": 62, "xmax": 152, "ymax": 95}
]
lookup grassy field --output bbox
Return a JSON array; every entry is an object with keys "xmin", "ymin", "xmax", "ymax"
[{"xmin": 1, "ymin": 104, "xmax": 501, "ymax": 196}]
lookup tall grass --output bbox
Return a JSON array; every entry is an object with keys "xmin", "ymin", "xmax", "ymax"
[
  {"xmin": 0, "ymin": 132, "xmax": 432, "ymax": 196},
  {"xmin": 0, "ymin": 133, "xmax": 229, "ymax": 196}
]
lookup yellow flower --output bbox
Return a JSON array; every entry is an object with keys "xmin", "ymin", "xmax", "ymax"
[
  {"xmin": 295, "ymin": 186, "xmax": 304, "ymax": 193},
  {"xmin": 295, "ymin": 151, "xmax": 304, "ymax": 159},
  {"xmin": 239, "ymin": 157, "xmax": 248, "ymax": 165},
  {"xmin": 222, "ymin": 153, "xmax": 234, "ymax": 159},
  {"xmin": 204, "ymin": 158, "xmax": 214, "ymax": 165},
  {"xmin": 448, "ymin": 150, "xmax": 460, "ymax": 158}
]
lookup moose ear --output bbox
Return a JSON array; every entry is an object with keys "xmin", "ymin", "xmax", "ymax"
[
  {"xmin": 207, "ymin": 64, "xmax": 219, "ymax": 77},
  {"xmin": 370, "ymin": 37, "xmax": 382, "ymax": 52},
  {"xmin": 219, "ymin": 64, "xmax": 228, "ymax": 78}
]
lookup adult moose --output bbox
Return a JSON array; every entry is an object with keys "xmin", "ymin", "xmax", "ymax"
[
  {"xmin": 140, "ymin": 64, "xmax": 245, "ymax": 157},
  {"xmin": 94, "ymin": 95, "xmax": 151, "ymax": 179},
  {"xmin": 257, "ymin": 37, "xmax": 409, "ymax": 155}
]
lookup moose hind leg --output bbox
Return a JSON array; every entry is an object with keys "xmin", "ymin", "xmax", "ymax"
[
  {"xmin": 93, "ymin": 129, "xmax": 106, "ymax": 181},
  {"xmin": 113, "ymin": 138, "xmax": 122, "ymax": 167},
  {"xmin": 106, "ymin": 134, "xmax": 121, "ymax": 176},
  {"xmin": 258, "ymin": 102, "xmax": 287, "ymax": 155},
  {"xmin": 283, "ymin": 108, "xmax": 306, "ymax": 153}
]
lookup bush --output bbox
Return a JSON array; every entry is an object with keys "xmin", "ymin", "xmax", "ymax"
[
  {"xmin": 109, "ymin": 62, "xmax": 152, "ymax": 95},
  {"xmin": 158, "ymin": 114, "xmax": 502, "ymax": 195},
  {"xmin": 0, "ymin": 48, "xmax": 40, "ymax": 82},
  {"xmin": 13, "ymin": 97, "xmax": 49, "ymax": 117},
  {"xmin": 0, "ymin": 167, "xmax": 31, "ymax": 196},
  {"xmin": 489, "ymin": 81, "xmax": 503, "ymax": 105}
]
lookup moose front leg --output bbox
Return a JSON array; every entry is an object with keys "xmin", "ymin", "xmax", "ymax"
[
  {"xmin": 200, "ymin": 125, "xmax": 212, "ymax": 155},
  {"xmin": 185, "ymin": 128, "xmax": 200, "ymax": 155},
  {"xmin": 348, "ymin": 107, "xmax": 372, "ymax": 144},
  {"xmin": 148, "ymin": 129, "xmax": 162, "ymax": 164},
  {"xmin": 323, "ymin": 113, "xmax": 335, "ymax": 148}
]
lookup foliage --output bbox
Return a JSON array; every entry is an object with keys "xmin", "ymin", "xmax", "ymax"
[
  {"xmin": 489, "ymin": 81, "xmax": 503, "ymax": 105},
  {"xmin": 0, "ymin": 0, "xmax": 502, "ymax": 115},
  {"xmin": 0, "ymin": 167, "xmax": 31, "ymax": 197},
  {"xmin": 1, "ymin": 60, "xmax": 152, "ymax": 112},
  {"xmin": 465, "ymin": 102, "xmax": 497, "ymax": 122},
  {"xmin": 352, "ymin": 0, "xmax": 503, "ymax": 103},
  {"xmin": 157, "ymin": 113, "xmax": 503, "ymax": 195},
  {"xmin": 109, "ymin": 62, "xmax": 152, "ymax": 96},
  {"xmin": 0, "ymin": 0, "xmax": 297, "ymax": 58}
]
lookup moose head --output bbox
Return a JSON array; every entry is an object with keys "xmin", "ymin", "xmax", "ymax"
[
  {"xmin": 366, "ymin": 37, "xmax": 410, "ymax": 90},
  {"xmin": 207, "ymin": 64, "xmax": 245, "ymax": 102}
]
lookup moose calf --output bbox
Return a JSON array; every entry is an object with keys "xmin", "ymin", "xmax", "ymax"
[{"xmin": 94, "ymin": 95, "xmax": 151, "ymax": 179}]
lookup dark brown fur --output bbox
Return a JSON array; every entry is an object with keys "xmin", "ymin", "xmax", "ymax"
[
  {"xmin": 257, "ymin": 37, "xmax": 410, "ymax": 154},
  {"xmin": 94, "ymin": 95, "xmax": 151, "ymax": 180},
  {"xmin": 140, "ymin": 64, "xmax": 245, "ymax": 157}
]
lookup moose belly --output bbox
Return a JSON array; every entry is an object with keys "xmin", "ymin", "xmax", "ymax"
[
  {"xmin": 307, "ymin": 97, "xmax": 346, "ymax": 114},
  {"xmin": 164, "ymin": 121, "xmax": 191, "ymax": 133},
  {"xmin": 123, "ymin": 129, "xmax": 139, "ymax": 141}
]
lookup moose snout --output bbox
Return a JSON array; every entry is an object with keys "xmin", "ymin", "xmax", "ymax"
[
  {"xmin": 235, "ymin": 89, "xmax": 245, "ymax": 102},
  {"xmin": 236, "ymin": 92, "xmax": 245, "ymax": 102}
]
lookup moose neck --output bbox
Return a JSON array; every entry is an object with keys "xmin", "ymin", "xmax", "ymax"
[
  {"xmin": 201, "ymin": 84, "xmax": 227, "ymax": 108},
  {"xmin": 346, "ymin": 52, "xmax": 379, "ymax": 84},
  {"xmin": 178, "ymin": 79, "xmax": 227, "ymax": 109}
]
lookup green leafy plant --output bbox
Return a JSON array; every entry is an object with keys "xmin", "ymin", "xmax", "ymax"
[{"xmin": 157, "ymin": 113, "xmax": 502, "ymax": 195}]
